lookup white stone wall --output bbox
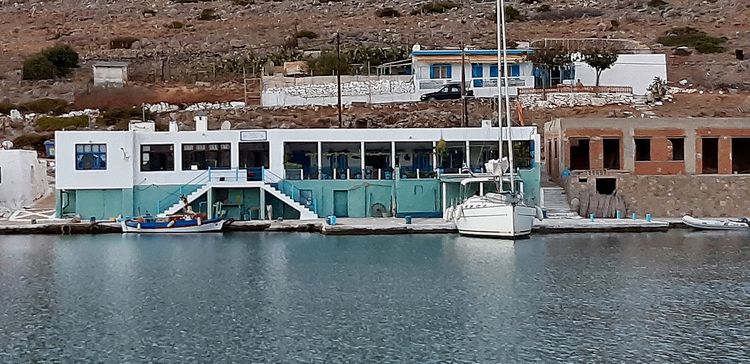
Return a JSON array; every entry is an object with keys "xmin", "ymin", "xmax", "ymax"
[
  {"xmin": 520, "ymin": 92, "xmax": 635, "ymax": 109},
  {"xmin": 265, "ymin": 79, "xmax": 415, "ymax": 98},
  {"xmin": 0, "ymin": 150, "xmax": 48, "ymax": 212}
]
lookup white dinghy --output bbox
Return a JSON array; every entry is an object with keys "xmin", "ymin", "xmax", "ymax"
[{"xmin": 682, "ymin": 215, "xmax": 749, "ymax": 230}]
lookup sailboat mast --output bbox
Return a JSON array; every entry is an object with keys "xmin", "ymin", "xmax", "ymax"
[
  {"xmin": 494, "ymin": 0, "xmax": 505, "ymax": 169},
  {"xmin": 499, "ymin": 0, "xmax": 515, "ymax": 193}
]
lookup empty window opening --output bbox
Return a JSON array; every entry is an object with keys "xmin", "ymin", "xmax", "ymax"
[
  {"xmin": 669, "ymin": 138, "xmax": 685, "ymax": 161},
  {"xmin": 595, "ymin": 177, "xmax": 617, "ymax": 195},
  {"xmin": 578, "ymin": 177, "xmax": 588, "ymax": 183},
  {"xmin": 569, "ymin": 138, "xmax": 590, "ymax": 170},
  {"xmin": 141, "ymin": 144, "xmax": 174, "ymax": 172},
  {"xmin": 603, "ymin": 138, "xmax": 621, "ymax": 170},
  {"xmin": 635, "ymin": 138, "xmax": 651, "ymax": 161},
  {"xmin": 732, "ymin": 138, "xmax": 750, "ymax": 174},
  {"xmin": 702, "ymin": 138, "xmax": 718, "ymax": 174}
]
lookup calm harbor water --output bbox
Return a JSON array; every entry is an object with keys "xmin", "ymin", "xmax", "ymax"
[{"xmin": 1, "ymin": 231, "xmax": 749, "ymax": 362}]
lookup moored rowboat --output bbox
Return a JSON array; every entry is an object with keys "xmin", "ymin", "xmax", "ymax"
[
  {"xmin": 682, "ymin": 215, "xmax": 749, "ymax": 230},
  {"xmin": 121, "ymin": 217, "xmax": 229, "ymax": 233}
]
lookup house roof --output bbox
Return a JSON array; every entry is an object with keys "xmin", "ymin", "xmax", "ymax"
[
  {"xmin": 411, "ymin": 49, "xmax": 531, "ymax": 57},
  {"xmin": 92, "ymin": 61, "xmax": 129, "ymax": 68}
]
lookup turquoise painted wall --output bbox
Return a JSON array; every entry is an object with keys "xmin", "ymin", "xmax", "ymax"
[
  {"xmin": 75, "ymin": 189, "xmax": 126, "ymax": 220},
  {"xmin": 519, "ymin": 165, "xmax": 541, "ymax": 206},
  {"xmin": 287, "ymin": 179, "xmax": 442, "ymax": 218},
  {"xmin": 395, "ymin": 179, "xmax": 441, "ymax": 216}
]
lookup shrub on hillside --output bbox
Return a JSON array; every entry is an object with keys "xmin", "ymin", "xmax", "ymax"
[
  {"xmin": 376, "ymin": 7, "xmax": 401, "ymax": 17},
  {"xmin": 647, "ymin": 0, "xmax": 668, "ymax": 7},
  {"xmin": 537, "ymin": 4, "xmax": 551, "ymax": 12},
  {"xmin": 198, "ymin": 8, "xmax": 219, "ymax": 20},
  {"xmin": 42, "ymin": 45, "xmax": 79, "ymax": 76},
  {"xmin": 657, "ymin": 27, "xmax": 725, "ymax": 54},
  {"xmin": 110, "ymin": 36, "xmax": 140, "ymax": 49},
  {"xmin": 36, "ymin": 115, "xmax": 88, "ymax": 131},
  {"xmin": 295, "ymin": 30, "xmax": 318, "ymax": 39},
  {"xmin": 19, "ymin": 98, "xmax": 69, "ymax": 114},
  {"xmin": 12, "ymin": 133, "xmax": 53, "ymax": 154},
  {"xmin": 98, "ymin": 107, "xmax": 154, "ymax": 128},
  {"xmin": 532, "ymin": 7, "xmax": 603, "ymax": 20},
  {"xmin": 411, "ymin": 1, "xmax": 458, "ymax": 15},
  {"xmin": 166, "ymin": 21, "xmax": 186, "ymax": 29},
  {"xmin": 22, "ymin": 55, "xmax": 58, "ymax": 80},
  {"xmin": 504, "ymin": 5, "xmax": 526, "ymax": 22},
  {"xmin": 22, "ymin": 45, "xmax": 79, "ymax": 80},
  {"xmin": 0, "ymin": 102, "xmax": 16, "ymax": 115}
]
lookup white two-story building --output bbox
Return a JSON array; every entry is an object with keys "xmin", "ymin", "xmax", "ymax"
[{"xmin": 54, "ymin": 116, "xmax": 542, "ymax": 221}]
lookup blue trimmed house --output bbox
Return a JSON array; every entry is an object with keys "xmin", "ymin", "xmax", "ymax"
[{"xmin": 411, "ymin": 46, "xmax": 537, "ymax": 98}]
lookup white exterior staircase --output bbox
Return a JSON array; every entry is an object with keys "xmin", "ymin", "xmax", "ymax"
[
  {"xmin": 163, "ymin": 185, "xmax": 211, "ymax": 216},
  {"xmin": 541, "ymin": 187, "xmax": 580, "ymax": 218},
  {"xmin": 262, "ymin": 183, "xmax": 318, "ymax": 220},
  {"xmin": 161, "ymin": 182, "xmax": 318, "ymax": 220}
]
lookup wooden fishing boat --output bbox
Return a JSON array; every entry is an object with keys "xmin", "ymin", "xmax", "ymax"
[
  {"xmin": 121, "ymin": 216, "xmax": 229, "ymax": 233},
  {"xmin": 682, "ymin": 215, "xmax": 749, "ymax": 230}
]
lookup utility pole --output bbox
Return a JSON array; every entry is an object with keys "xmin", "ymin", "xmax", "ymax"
[
  {"xmin": 336, "ymin": 32, "xmax": 343, "ymax": 128},
  {"xmin": 243, "ymin": 67, "xmax": 247, "ymax": 105},
  {"xmin": 460, "ymin": 41, "xmax": 468, "ymax": 127}
]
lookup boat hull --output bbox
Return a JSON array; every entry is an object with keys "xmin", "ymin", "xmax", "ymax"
[
  {"xmin": 454, "ymin": 203, "xmax": 537, "ymax": 238},
  {"xmin": 682, "ymin": 215, "xmax": 749, "ymax": 231},
  {"xmin": 121, "ymin": 218, "xmax": 226, "ymax": 233}
]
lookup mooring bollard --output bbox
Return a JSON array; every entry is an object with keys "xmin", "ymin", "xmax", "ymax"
[
  {"xmin": 590, "ymin": 213, "xmax": 595, "ymax": 222},
  {"xmin": 90, "ymin": 216, "xmax": 96, "ymax": 223},
  {"xmin": 646, "ymin": 213, "xmax": 652, "ymax": 222},
  {"xmin": 616, "ymin": 210, "xmax": 622, "ymax": 219},
  {"xmin": 405, "ymin": 216, "xmax": 412, "ymax": 225},
  {"xmin": 632, "ymin": 213, "xmax": 637, "ymax": 220}
]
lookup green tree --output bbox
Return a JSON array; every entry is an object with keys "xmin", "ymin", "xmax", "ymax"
[
  {"xmin": 582, "ymin": 47, "xmax": 619, "ymax": 88},
  {"xmin": 22, "ymin": 55, "xmax": 57, "ymax": 80},
  {"xmin": 527, "ymin": 45, "xmax": 570, "ymax": 88},
  {"xmin": 42, "ymin": 45, "xmax": 79, "ymax": 76}
]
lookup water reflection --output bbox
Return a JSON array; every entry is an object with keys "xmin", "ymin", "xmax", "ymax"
[{"xmin": 0, "ymin": 231, "xmax": 748, "ymax": 361}]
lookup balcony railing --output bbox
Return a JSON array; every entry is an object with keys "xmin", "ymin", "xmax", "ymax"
[{"xmin": 418, "ymin": 77, "xmax": 531, "ymax": 90}]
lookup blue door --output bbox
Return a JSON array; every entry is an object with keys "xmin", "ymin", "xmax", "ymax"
[
  {"xmin": 333, "ymin": 190, "xmax": 348, "ymax": 217},
  {"xmin": 471, "ymin": 64, "xmax": 483, "ymax": 87}
]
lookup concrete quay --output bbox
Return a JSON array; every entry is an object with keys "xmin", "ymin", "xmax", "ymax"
[{"xmin": 0, "ymin": 217, "xmax": 682, "ymax": 235}]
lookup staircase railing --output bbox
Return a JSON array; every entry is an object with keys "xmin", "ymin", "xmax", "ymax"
[
  {"xmin": 156, "ymin": 169, "xmax": 211, "ymax": 213},
  {"xmin": 263, "ymin": 168, "xmax": 317, "ymax": 215}
]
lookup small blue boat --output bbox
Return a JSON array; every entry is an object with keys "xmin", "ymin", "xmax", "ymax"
[{"xmin": 121, "ymin": 217, "xmax": 228, "ymax": 233}]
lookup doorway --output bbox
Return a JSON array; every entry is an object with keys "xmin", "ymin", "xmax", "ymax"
[
  {"xmin": 702, "ymin": 138, "xmax": 718, "ymax": 174},
  {"xmin": 731, "ymin": 138, "xmax": 750, "ymax": 174},
  {"xmin": 603, "ymin": 138, "xmax": 620, "ymax": 170},
  {"xmin": 569, "ymin": 138, "xmax": 590, "ymax": 170},
  {"xmin": 333, "ymin": 190, "xmax": 349, "ymax": 217}
]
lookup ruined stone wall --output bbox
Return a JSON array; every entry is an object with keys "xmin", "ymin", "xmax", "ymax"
[{"xmin": 565, "ymin": 174, "xmax": 750, "ymax": 217}]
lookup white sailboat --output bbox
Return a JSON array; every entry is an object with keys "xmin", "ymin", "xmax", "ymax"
[{"xmin": 446, "ymin": 0, "xmax": 541, "ymax": 238}]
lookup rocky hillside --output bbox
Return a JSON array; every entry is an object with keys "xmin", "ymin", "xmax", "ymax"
[{"xmin": 0, "ymin": 0, "xmax": 748, "ymax": 88}]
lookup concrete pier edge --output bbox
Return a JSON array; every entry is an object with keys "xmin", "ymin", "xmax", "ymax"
[{"xmin": 0, "ymin": 218, "xmax": 686, "ymax": 236}]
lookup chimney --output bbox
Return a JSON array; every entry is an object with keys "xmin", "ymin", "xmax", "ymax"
[
  {"xmin": 169, "ymin": 120, "xmax": 179, "ymax": 132},
  {"xmin": 194, "ymin": 112, "xmax": 208, "ymax": 132}
]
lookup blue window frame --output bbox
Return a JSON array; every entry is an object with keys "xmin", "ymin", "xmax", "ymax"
[
  {"xmin": 489, "ymin": 65, "xmax": 499, "ymax": 78},
  {"xmin": 471, "ymin": 64, "xmax": 483, "ymax": 87},
  {"xmin": 429, "ymin": 64, "xmax": 452, "ymax": 79},
  {"xmin": 75, "ymin": 144, "xmax": 107, "ymax": 170},
  {"xmin": 510, "ymin": 64, "xmax": 521, "ymax": 77}
]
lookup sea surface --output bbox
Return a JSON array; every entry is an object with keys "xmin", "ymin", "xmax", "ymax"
[{"xmin": 1, "ymin": 231, "xmax": 749, "ymax": 362}]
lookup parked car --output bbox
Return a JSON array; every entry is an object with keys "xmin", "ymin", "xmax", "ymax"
[{"xmin": 420, "ymin": 83, "xmax": 474, "ymax": 101}]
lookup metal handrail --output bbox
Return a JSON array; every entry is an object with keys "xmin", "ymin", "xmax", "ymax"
[
  {"xmin": 263, "ymin": 168, "xmax": 317, "ymax": 214},
  {"xmin": 156, "ymin": 168, "xmax": 211, "ymax": 213}
]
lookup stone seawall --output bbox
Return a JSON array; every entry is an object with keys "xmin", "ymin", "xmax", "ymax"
[{"xmin": 565, "ymin": 175, "xmax": 750, "ymax": 217}]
